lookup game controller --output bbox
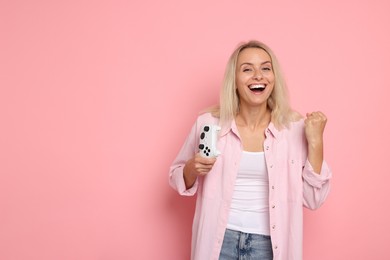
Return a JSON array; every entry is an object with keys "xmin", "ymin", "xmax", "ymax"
[{"xmin": 198, "ymin": 124, "xmax": 221, "ymax": 158}]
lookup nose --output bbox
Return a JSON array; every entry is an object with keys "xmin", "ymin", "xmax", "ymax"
[{"xmin": 253, "ymin": 69, "xmax": 262, "ymax": 80}]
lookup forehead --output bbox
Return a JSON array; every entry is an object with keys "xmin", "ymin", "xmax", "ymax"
[{"xmin": 237, "ymin": 47, "xmax": 272, "ymax": 64}]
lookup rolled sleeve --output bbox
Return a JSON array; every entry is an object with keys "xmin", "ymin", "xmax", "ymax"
[
  {"xmin": 169, "ymin": 120, "xmax": 199, "ymax": 196},
  {"xmin": 169, "ymin": 165, "xmax": 198, "ymax": 196},
  {"xmin": 302, "ymin": 159, "xmax": 332, "ymax": 209}
]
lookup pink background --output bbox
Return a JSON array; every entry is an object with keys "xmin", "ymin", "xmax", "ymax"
[{"xmin": 1, "ymin": 0, "xmax": 389, "ymax": 259}]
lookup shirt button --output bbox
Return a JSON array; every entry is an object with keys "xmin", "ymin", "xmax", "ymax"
[
  {"xmin": 274, "ymin": 245, "xmax": 278, "ymax": 250},
  {"xmin": 271, "ymin": 186, "xmax": 275, "ymax": 189},
  {"xmin": 266, "ymin": 146, "xmax": 269, "ymax": 150},
  {"xmin": 270, "ymin": 165, "xmax": 273, "ymax": 168},
  {"xmin": 272, "ymin": 205, "xmax": 275, "ymax": 209},
  {"xmin": 291, "ymin": 160, "xmax": 294, "ymax": 164},
  {"xmin": 272, "ymin": 225, "xmax": 276, "ymax": 230}
]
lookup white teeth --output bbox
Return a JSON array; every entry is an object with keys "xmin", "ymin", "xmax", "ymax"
[{"xmin": 249, "ymin": 84, "xmax": 265, "ymax": 90}]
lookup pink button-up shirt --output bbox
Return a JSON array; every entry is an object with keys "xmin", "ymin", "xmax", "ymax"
[{"xmin": 169, "ymin": 113, "xmax": 332, "ymax": 260}]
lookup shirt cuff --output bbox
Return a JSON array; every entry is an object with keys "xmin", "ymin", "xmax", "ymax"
[
  {"xmin": 302, "ymin": 159, "xmax": 332, "ymax": 189},
  {"xmin": 170, "ymin": 167, "xmax": 198, "ymax": 196}
]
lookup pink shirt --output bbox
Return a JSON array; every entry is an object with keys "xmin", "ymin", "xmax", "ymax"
[{"xmin": 169, "ymin": 113, "xmax": 332, "ymax": 260}]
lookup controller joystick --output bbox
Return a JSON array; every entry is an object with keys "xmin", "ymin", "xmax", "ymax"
[{"xmin": 198, "ymin": 124, "xmax": 221, "ymax": 158}]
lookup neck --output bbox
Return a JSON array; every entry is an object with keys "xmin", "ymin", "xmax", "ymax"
[{"xmin": 236, "ymin": 104, "xmax": 271, "ymax": 130}]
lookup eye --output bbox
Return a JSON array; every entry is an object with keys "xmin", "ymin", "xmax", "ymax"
[
  {"xmin": 261, "ymin": 67, "xmax": 272, "ymax": 72},
  {"xmin": 243, "ymin": 68, "xmax": 252, "ymax": 72}
]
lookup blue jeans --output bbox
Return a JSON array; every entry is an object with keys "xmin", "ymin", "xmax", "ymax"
[{"xmin": 219, "ymin": 229, "xmax": 273, "ymax": 260}]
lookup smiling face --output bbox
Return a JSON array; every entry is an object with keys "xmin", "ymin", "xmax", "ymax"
[{"xmin": 235, "ymin": 47, "xmax": 275, "ymax": 109}]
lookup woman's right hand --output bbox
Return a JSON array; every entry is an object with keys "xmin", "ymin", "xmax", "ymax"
[{"xmin": 183, "ymin": 153, "xmax": 217, "ymax": 189}]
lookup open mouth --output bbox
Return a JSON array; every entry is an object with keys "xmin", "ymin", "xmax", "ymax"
[{"xmin": 249, "ymin": 84, "xmax": 266, "ymax": 93}]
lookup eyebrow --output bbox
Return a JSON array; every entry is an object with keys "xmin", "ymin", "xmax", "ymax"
[{"xmin": 239, "ymin": 61, "xmax": 272, "ymax": 67}]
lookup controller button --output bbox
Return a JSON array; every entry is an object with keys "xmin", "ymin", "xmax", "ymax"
[
  {"xmin": 199, "ymin": 144, "xmax": 204, "ymax": 149},
  {"xmin": 204, "ymin": 126, "xmax": 210, "ymax": 132},
  {"xmin": 200, "ymin": 132, "xmax": 205, "ymax": 139}
]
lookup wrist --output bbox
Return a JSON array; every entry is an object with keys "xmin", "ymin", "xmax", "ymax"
[
  {"xmin": 183, "ymin": 163, "xmax": 197, "ymax": 189},
  {"xmin": 308, "ymin": 140, "xmax": 323, "ymax": 150}
]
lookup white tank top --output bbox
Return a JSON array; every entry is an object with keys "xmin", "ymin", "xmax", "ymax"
[{"xmin": 226, "ymin": 151, "xmax": 270, "ymax": 235}]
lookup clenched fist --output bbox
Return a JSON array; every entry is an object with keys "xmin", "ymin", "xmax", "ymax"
[{"xmin": 304, "ymin": 111, "xmax": 327, "ymax": 146}]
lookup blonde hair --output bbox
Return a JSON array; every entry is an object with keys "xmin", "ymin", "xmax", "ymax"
[{"xmin": 208, "ymin": 40, "xmax": 300, "ymax": 129}]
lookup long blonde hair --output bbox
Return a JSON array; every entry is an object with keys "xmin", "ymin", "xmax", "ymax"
[{"xmin": 208, "ymin": 40, "xmax": 299, "ymax": 129}]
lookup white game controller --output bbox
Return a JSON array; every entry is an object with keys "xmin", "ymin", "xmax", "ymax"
[{"xmin": 198, "ymin": 124, "xmax": 221, "ymax": 158}]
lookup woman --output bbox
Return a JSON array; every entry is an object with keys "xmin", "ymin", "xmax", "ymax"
[{"xmin": 169, "ymin": 40, "xmax": 331, "ymax": 260}]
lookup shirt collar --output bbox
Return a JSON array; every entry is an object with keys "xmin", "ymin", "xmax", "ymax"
[
  {"xmin": 220, "ymin": 120, "xmax": 237, "ymax": 137},
  {"xmin": 220, "ymin": 119, "xmax": 280, "ymax": 139},
  {"xmin": 266, "ymin": 121, "xmax": 280, "ymax": 139}
]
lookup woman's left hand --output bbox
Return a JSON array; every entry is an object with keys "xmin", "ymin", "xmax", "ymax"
[{"xmin": 304, "ymin": 111, "xmax": 327, "ymax": 146}]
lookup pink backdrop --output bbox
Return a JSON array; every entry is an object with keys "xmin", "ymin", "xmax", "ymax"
[{"xmin": 1, "ymin": 0, "xmax": 390, "ymax": 259}]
